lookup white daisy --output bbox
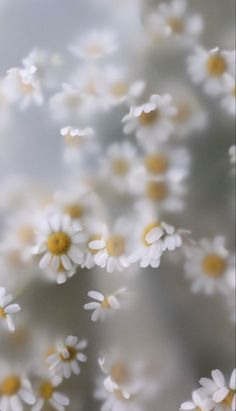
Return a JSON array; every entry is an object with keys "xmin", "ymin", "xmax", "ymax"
[
  {"xmin": 33, "ymin": 375, "xmax": 70, "ymax": 411},
  {"xmin": 69, "ymin": 29, "xmax": 118, "ymax": 60},
  {"xmin": 122, "ymin": 94, "xmax": 177, "ymax": 150},
  {"xmin": 80, "ymin": 220, "xmax": 108, "ymax": 269},
  {"xmin": 49, "ymin": 83, "xmax": 84, "ymax": 123},
  {"xmin": 199, "ymin": 369, "xmax": 236, "ymax": 411},
  {"xmin": 32, "ymin": 213, "xmax": 86, "ymax": 274},
  {"xmin": 180, "ymin": 390, "xmax": 214, "ymax": 411},
  {"xmin": 46, "ymin": 335, "xmax": 87, "ymax": 379},
  {"xmin": 84, "ymin": 288, "xmax": 127, "ymax": 322},
  {"xmin": 4, "ymin": 65, "xmax": 43, "ymax": 109},
  {"xmin": 187, "ymin": 47, "xmax": 235, "ymax": 95},
  {"xmin": 0, "ymin": 364, "xmax": 35, "ymax": 411},
  {"xmin": 221, "ymin": 74, "xmax": 236, "ymax": 116},
  {"xmin": 61, "ymin": 126, "xmax": 97, "ymax": 166},
  {"xmin": 184, "ymin": 236, "xmax": 235, "ymax": 294},
  {"xmin": 88, "ymin": 220, "xmax": 131, "ymax": 273},
  {"xmin": 0, "ymin": 287, "xmax": 21, "ymax": 332}
]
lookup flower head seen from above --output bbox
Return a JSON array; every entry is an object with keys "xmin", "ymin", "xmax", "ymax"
[
  {"xmin": 33, "ymin": 374, "xmax": 70, "ymax": 411},
  {"xmin": 69, "ymin": 29, "xmax": 118, "ymax": 60},
  {"xmin": 84, "ymin": 288, "xmax": 127, "ymax": 322},
  {"xmin": 0, "ymin": 287, "xmax": 21, "ymax": 333},
  {"xmin": 199, "ymin": 369, "xmax": 236, "ymax": 411},
  {"xmin": 46, "ymin": 335, "xmax": 87, "ymax": 379}
]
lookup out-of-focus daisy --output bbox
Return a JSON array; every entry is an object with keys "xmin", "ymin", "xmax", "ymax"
[
  {"xmin": 187, "ymin": 47, "xmax": 235, "ymax": 95},
  {"xmin": 69, "ymin": 29, "xmax": 118, "ymax": 60},
  {"xmin": 47, "ymin": 336, "xmax": 87, "ymax": 379},
  {"xmin": 122, "ymin": 94, "xmax": 176, "ymax": 150},
  {"xmin": 88, "ymin": 219, "xmax": 131, "ymax": 273},
  {"xmin": 99, "ymin": 141, "xmax": 138, "ymax": 194},
  {"xmin": 0, "ymin": 287, "xmax": 21, "ymax": 332},
  {"xmin": 33, "ymin": 374, "xmax": 69, "ymax": 411},
  {"xmin": 4, "ymin": 65, "xmax": 43, "ymax": 109},
  {"xmin": 84, "ymin": 288, "xmax": 127, "ymax": 321},
  {"xmin": 32, "ymin": 213, "xmax": 86, "ymax": 273},
  {"xmin": 0, "ymin": 78, "xmax": 11, "ymax": 130},
  {"xmin": 180, "ymin": 390, "xmax": 214, "ymax": 411},
  {"xmin": 49, "ymin": 83, "xmax": 84, "ymax": 122},
  {"xmin": 0, "ymin": 363, "xmax": 35, "ymax": 411},
  {"xmin": 199, "ymin": 369, "xmax": 236, "ymax": 411},
  {"xmin": 81, "ymin": 219, "xmax": 107, "ymax": 269},
  {"xmin": 146, "ymin": 0, "xmax": 203, "ymax": 45},
  {"xmin": 61, "ymin": 126, "xmax": 98, "ymax": 166},
  {"xmin": 184, "ymin": 236, "xmax": 235, "ymax": 294},
  {"xmin": 221, "ymin": 74, "xmax": 236, "ymax": 116}
]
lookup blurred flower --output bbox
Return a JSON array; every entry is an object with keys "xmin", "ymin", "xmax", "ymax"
[
  {"xmin": 221, "ymin": 74, "xmax": 236, "ymax": 116},
  {"xmin": 0, "ymin": 287, "xmax": 21, "ymax": 332},
  {"xmin": 180, "ymin": 390, "xmax": 214, "ymax": 411},
  {"xmin": 69, "ymin": 29, "xmax": 118, "ymax": 60},
  {"xmin": 33, "ymin": 374, "xmax": 69, "ymax": 411}
]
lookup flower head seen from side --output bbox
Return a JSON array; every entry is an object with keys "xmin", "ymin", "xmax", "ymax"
[
  {"xmin": 84, "ymin": 288, "xmax": 127, "ymax": 322},
  {"xmin": 46, "ymin": 336, "xmax": 87, "ymax": 379},
  {"xmin": 122, "ymin": 94, "xmax": 176, "ymax": 150},
  {"xmin": 0, "ymin": 364, "xmax": 35, "ymax": 411},
  {"xmin": 69, "ymin": 29, "xmax": 118, "ymax": 60},
  {"xmin": 32, "ymin": 213, "xmax": 85, "ymax": 277},
  {"xmin": 184, "ymin": 236, "xmax": 235, "ymax": 294},
  {"xmin": 0, "ymin": 287, "xmax": 21, "ymax": 332},
  {"xmin": 187, "ymin": 47, "xmax": 235, "ymax": 95},
  {"xmin": 180, "ymin": 390, "xmax": 214, "ymax": 411},
  {"xmin": 199, "ymin": 369, "xmax": 236, "ymax": 411},
  {"xmin": 33, "ymin": 374, "xmax": 70, "ymax": 411}
]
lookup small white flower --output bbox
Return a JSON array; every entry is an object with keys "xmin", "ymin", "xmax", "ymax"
[
  {"xmin": 199, "ymin": 369, "xmax": 236, "ymax": 411},
  {"xmin": 184, "ymin": 236, "xmax": 235, "ymax": 294},
  {"xmin": 221, "ymin": 74, "xmax": 236, "ymax": 116},
  {"xmin": 49, "ymin": 83, "xmax": 84, "ymax": 122},
  {"xmin": 69, "ymin": 29, "xmax": 118, "ymax": 60},
  {"xmin": 0, "ymin": 287, "xmax": 21, "ymax": 332},
  {"xmin": 122, "ymin": 94, "xmax": 176, "ymax": 150},
  {"xmin": 47, "ymin": 335, "xmax": 87, "ymax": 379},
  {"xmin": 33, "ymin": 375, "xmax": 70, "ymax": 411},
  {"xmin": 61, "ymin": 126, "xmax": 97, "ymax": 166},
  {"xmin": 180, "ymin": 390, "xmax": 214, "ymax": 411},
  {"xmin": 187, "ymin": 47, "xmax": 235, "ymax": 95},
  {"xmin": 84, "ymin": 288, "xmax": 127, "ymax": 322},
  {"xmin": 0, "ymin": 364, "xmax": 35, "ymax": 411},
  {"xmin": 32, "ymin": 213, "xmax": 86, "ymax": 274}
]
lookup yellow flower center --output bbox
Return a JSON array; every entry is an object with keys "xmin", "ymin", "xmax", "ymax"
[
  {"xmin": 1, "ymin": 376, "xmax": 21, "ymax": 396},
  {"xmin": 60, "ymin": 345, "xmax": 77, "ymax": 362},
  {"xmin": 0, "ymin": 307, "xmax": 6, "ymax": 318},
  {"xmin": 167, "ymin": 17, "xmax": 184, "ymax": 34},
  {"xmin": 111, "ymin": 363, "xmax": 129, "ymax": 385},
  {"xmin": 17, "ymin": 225, "xmax": 35, "ymax": 245},
  {"xmin": 64, "ymin": 203, "xmax": 84, "ymax": 219},
  {"xmin": 101, "ymin": 297, "xmax": 111, "ymax": 309},
  {"xmin": 110, "ymin": 82, "xmax": 128, "ymax": 97},
  {"xmin": 39, "ymin": 381, "xmax": 54, "ymax": 400},
  {"xmin": 206, "ymin": 55, "xmax": 227, "ymax": 77},
  {"xmin": 142, "ymin": 222, "xmax": 160, "ymax": 246},
  {"xmin": 222, "ymin": 390, "xmax": 235, "ymax": 406},
  {"xmin": 19, "ymin": 80, "xmax": 34, "ymax": 95},
  {"xmin": 146, "ymin": 181, "xmax": 168, "ymax": 201},
  {"xmin": 106, "ymin": 235, "xmax": 125, "ymax": 257},
  {"xmin": 64, "ymin": 132, "xmax": 82, "ymax": 146},
  {"xmin": 173, "ymin": 100, "xmax": 191, "ymax": 123},
  {"xmin": 47, "ymin": 232, "xmax": 71, "ymax": 256},
  {"xmin": 202, "ymin": 254, "xmax": 226, "ymax": 277},
  {"xmin": 86, "ymin": 43, "xmax": 103, "ymax": 56},
  {"xmin": 144, "ymin": 154, "xmax": 169, "ymax": 174},
  {"xmin": 139, "ymin": 109, "xmax": 159, "ymax": 126},
  {"xmin": 112, "ymin": 159, "xmax": 129, "ymax": 176}
]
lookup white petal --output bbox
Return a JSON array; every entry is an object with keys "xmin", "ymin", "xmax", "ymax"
[
  {"xmin": 4, "ymin": 304, "xmax": 21, "ymax": 314},
  {"xmin": 212, "ymin": 369, "xmax": 225, "ymax": 387},
  {"xmin": 230, "ymin": 369, "xmax": 236, "ymax": 389},
  {"xmin": 213, "ymin": 387, "xmax": 229, "ymax": 403},
  {"xmin": 84, "ymin": 302, "xmax": 100, "ymax": 310},
  {"xmin": 53, "ymin": 392, "xmax": 70, "ymax": 406},
  {"xmin": 88, "ymin": 290, "xmax": 104, "ymax": 301},
  {"xmin": 66, "ymin": 335, "xmax": 78, "ymax": 346},
  {"xmin": 39, "ymin": 252, "xmax": 52, "ymax": 269},
  {"xmin": 19, "ymin": 388, "xmax": 36, "ymax": 404},
  {"xmin": 145, "ymin": 227, "xmax": 163, "ymax": 244},
  {"xmin": 108, "ymin": 296, "xmax": 120, "ymax": 310},
  {"xmin": 61, "ymin": 254, "xmax": 72, "ymax": 270}
]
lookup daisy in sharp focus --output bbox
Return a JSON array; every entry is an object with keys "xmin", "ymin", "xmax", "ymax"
[
  {"xmin": 199, "ymin": 369, "xmax": 236, "ymax": 411},
  {"xmin": 0, "ymin": 287, "xmax": 21, "ymax": 332},
  {"xmin": 69, "ymin": 29, "xmax": 118, "ymax": 60},
  {"xmin": 187, "ymin": 47, "xmax": 235, "ymax": 95},
  {"xmin": 33, "ymin": 374, "xmax": 70, "ymax": 411},
  {"xmin": 0, "ymin": 363, "xmax": 35, "ymax": 411},
  {"xmin": 46, "ymin": 336, "xmax": 87, "ymax": 379},
  {"xmin": 184, "ymin": 236, "xmax": 235, "ymax": 294},
  {"xmin": 180, "ymin": 390, "xmax": 214, "ymax": 411},
  {"xmin": 32, "ymin": 213, "xmax": 86, "ymax": 274},
  {"xmin": 122, "ymin": 94, "xmax": 177, "ymax": 150},
  {"xmin": 84, "ymin": 288, "xmax": 127, "ymax": 322}
]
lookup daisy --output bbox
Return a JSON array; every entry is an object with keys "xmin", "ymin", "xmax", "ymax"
[
  {"xmin": 122, "ymin": 94, "xmax": 177, "ymax": 150},
  {"xmin": 146, "ymin": 0, "xmax": 203, "ymax": 45},
  {"xmin": 0, "ymin": 287, "xmax": 21, "ymax": 332},
  {"xmin": 95, "ymin": 379, "xmax": 142, "ymax": 411},
  {"xmin": 84, "ymin": 288, "xmax": 127, "ymax": 322},
  {"xmin": 184, "ymin": 236, "xmax": 235, "ymax": 294},
  {"xmin": 221, "ymin": 74, "xmax": 236, "ymax": 116},
  {"xmin": 61, "ymin": 126, "xmax": 97, "ymax": 166},
  {"xmin": 180, "ymin": 390, "xmax": 214, "ymax": 411},
  {"xmin": 46, "ymin": 336, "xmax": 87, "ymax": 379},
  {"xmin": 88, "ymin": 219, "xmax": 131, "ymax": 273},
  {"xmin": 69, "ymin": 29, "xmax": 118, "ymax": 60},
  {"xmin": 32, "ymin": 213, "xmax": 86, "ymax": 273},
  {"xmin": 4, "ymin": 65, "xmax": 43, "ymax": 109},
  {"xmin": 81, "ymin": 219, "xmax": 108, "ymax": 269},
  {"xmin": 0, "ymin": 363, "xmax": 35, "ymax": 411},
  {"xmin": 99, "ymin": 141, "xmax": 138, "ymax": 194},
  {"xmin": 187, "ymin": 47, "xmax": 235, "ymax": 95},
  {"xmin": 33, "ymin": 375, "xmax": 70, "ymax": 411},
  {"xmin": 199, "ymin": 369, "xmax": 236, "ymax": 411},
  {"xmin": 49, "ymin": 83, "xmax": 84, "ymax": 122}
]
